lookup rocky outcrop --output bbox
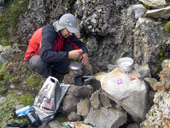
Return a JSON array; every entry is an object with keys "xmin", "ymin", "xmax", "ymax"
[
  {"xmin": 145, "ymin": 6, "xmax": 170, "ymax": 19},
  {"xmin": 133, "ymin": 17, "xmax": 170, "ymax": 77},
  {"xmin": 141, "ymin": 59, "xmax": 170, "ymax": 127},
  {"xmin": 139, "ymin": 0, "xmax": 167, "ymax": 8},
  {"xmin": 16, "ymin": 0, "xmax": 170, "ymax": 79},
  {"xmin": 17, "ymin": 0, "xmax": 67, "ymax": 44}
]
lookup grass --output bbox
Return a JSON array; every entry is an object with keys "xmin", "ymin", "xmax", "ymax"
[{"xmin": 0, "ymin": 92, "xmax": 29, "ymax": 127}]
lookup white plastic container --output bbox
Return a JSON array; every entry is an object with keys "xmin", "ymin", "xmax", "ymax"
[{"xmin": 40, "ymin": 76, "xmax": 59, "ymax": 99}]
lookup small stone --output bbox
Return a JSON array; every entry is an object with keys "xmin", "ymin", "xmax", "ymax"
[
  {"xmin": 49, "ymin": 120, "xmax": 62, "ymax": 128},
  {"xmin": 15, "ymin": 104, "xmax": 25, "ymax": 110},
  {"xmin": 10, "ymin": 84, "xmax": 15, "ymax": 89},
  {"xmin": 0, "ymin": 97, "xmax": 6, "ymax": 104},
  {"xmin": 17, "ymin": 92, "xmax": 23, "ymax": 96}
]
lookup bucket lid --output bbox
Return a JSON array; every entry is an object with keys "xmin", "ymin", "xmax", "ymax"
[{"xmin": 70, "ymin": 62, "xmax": 83, "ymax": 70}]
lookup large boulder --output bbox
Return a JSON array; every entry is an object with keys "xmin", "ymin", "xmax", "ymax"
[
  {"xmin": 84, "ymin": 107, "xmax": 127, "ymax": 128},
  {"xmin": 145, "ymin": 6, "xmax": 170, "ymax": 19},
  {"xmin": 133, "ymin": 17, "xmax": 170, "ymax": 78},
  {"xmin": 101, "ymin": 68, "xmax": 149, "ymax": 122},
  {"xmin": 139, "ymin": 0, "xmax": 166, "ymax": 8},
  {"xmin": 17, "ymin": 0, "xmax": 67, "ymax": 44}
]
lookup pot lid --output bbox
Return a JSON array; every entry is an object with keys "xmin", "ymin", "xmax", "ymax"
[{"xmin": 70, "ymin": 62, "xmax": 83, "ymax": 70}]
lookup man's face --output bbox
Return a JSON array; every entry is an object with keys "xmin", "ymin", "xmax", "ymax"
[{"xmin": 60, "ymin": 28, "xmax": 72, "ymax": 38}]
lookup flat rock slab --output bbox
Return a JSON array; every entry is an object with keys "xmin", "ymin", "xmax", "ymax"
[
  {"xmin": 139, "ymin": 0, "xmax": 166, "ymax": 8},
  {"xmin": 145, "ymin": 6, "xmax": 170, "ymax": 19},
  {"xmin": 84, "ymin": 107, "xmax": 127, "ymax": 128}
]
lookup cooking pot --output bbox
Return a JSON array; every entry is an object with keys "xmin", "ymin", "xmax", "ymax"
[
  {"xmin": 117, "ymin": 57, "xmax": 134, "ymax": 73},
  {"xmin": 69, "ymin": 62, "xmax": 83, "ymax": 70}
]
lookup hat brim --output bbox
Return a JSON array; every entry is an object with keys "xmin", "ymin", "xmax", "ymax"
[{"xmin": 66, "ymin": 26, "xmax": 79, "ymax": 33}]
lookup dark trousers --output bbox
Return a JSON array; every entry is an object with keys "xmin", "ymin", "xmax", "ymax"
[{"xmin": 26, "ymin": 43, "xmax": 74, "ymax": 80}]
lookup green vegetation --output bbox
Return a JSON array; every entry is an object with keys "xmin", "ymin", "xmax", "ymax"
[
  {"xmin": 0, "ymin": 23, "xmax": 8, "ymax": 38},
  {"xmin": 0, "ymin": 0, "xmax": 30, "ymax": 39},
  {"xmin": 0, "ymin": 92, "xmax": 29, "ymax": 127},
  {"xmin": 55, "ymin": 115, "xmax": 68, "ymax": 123},
  {"xmin": 0, "ymin": 62, "xmax": 8, "ymax": 80},
  {"xmin": 26, "ymin": 74, "xmax": 43, "ymax": 89},
  {"xmin": 164, "ymin": 22, "xmax": 170, "ymax": 32},
  {"xmin": 19, "ymin": 93, "xmax": 34, "ymax": 106},
  {"xmin": 0, "ymin": 87, "xmax": 5, "ymax": 96},
  {"xmin": 0, "ymin": 61, "xmax": 12, "ymax": 87},
  {"xmin": 0, "ymin": 40, "xmax": 12, "ymax": 46},
  {"xmin": 10, "ymin": 76, "xmax": 21, "ymax": 84},
  {"xmin": 143, "ymin": 3, "xmax": 150, "ymax": 9},
  {"xmin": 157, "ymin": 42, "xmax": 169, "ymax": 65}
]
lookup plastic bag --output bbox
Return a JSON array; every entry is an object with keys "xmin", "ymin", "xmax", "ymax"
[{"xmin": 33, "ymin": 76, "xmax": 70, "ymax": 125}]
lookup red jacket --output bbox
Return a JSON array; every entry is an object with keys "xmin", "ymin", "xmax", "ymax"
[{"xmin": 24, "ymin": 24, "xmax": 88, "ymax": 62}]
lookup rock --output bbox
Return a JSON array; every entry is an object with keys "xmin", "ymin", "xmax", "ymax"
[
  {"xmin": 15, "ymin": 104, "xmax": 25, "ymax": 110},
  {"xmin": 134, "ymin": 64, "xmax": 151, "ymax": 78},
  {"xmin": 90, "ymin": 90, "xmax": 101, "ymax": 109},
  {"xmin": 0, "ymin": 55, "xmax": 3, "ymax": 62},
  {"xmin": 96, "ymin": 61, "xmax": 109, "ymax": 71},
  {"xmin": 139, "ymin": 0, "xmax": 166, "ymax": 8},
  {"xmin": 0, "ymin": 97, "xmax": 6, "ymax": 104},
  {"xmin": 67, "ymin": 85, "xmax": 94, "ymax": 98},
  {"xmin": 160, "ymin": 59, "xmax": 170, "ymax": 90},
  {"xmin": 100, "ymin": 91, "xmax": 112, "ymax": 108},
  {"xmin": 10, "ymin": 84, "xmax": 15, "ymax": 89},
  {"xmin": 0, "ymin": 45, "xmax": 2, "ymax": 52},
  {"xmin": 107, "ymin": 64, "xmax": 117, "ymax": 72},
  {"xmin": 127, "ymin": 123, "xmax": 140, "ymax": 128},
  {"xmin": 144, "ymin": 77, "xmax": 158, "ymax": 91},
  {"xmin": 49, "ymin": 120, "xmax": 62, "ymax": 128},
  {"xmin": 84, "ymin": 107, "xmax": 127, "ymax": 128},
  {"xmin": 83, "ymin": 64, "xmax": 93, "ymax": 76},
  {"xmin": 133, "ymin": 4, "xmax": 146, "ymax": 19},
  {"xmin": 16, "ymin": 92, "xmax": 23, "ymax": 96},
  {"xmin": 62, "ymin": 95, "xmax": 80, "ymax": 114},
  {"xmin": 133, "ymin": 17, "xmax": 169, "ymax": 78},
  {"xmin": 141, "ymin": 91, "xmax": 170, "ymax": 127},
  {"xmin": 0, "ymin": 0, "xmax": 5, "ymax": 5},
  {"xmin": 68, "ymin": 112, "xmax": 81, "ymax": 121},
  {"xmin": 145, "ymin": 6, "xmax": 170, "ymax": 19},
  {"xmin": 148, "ymin": 90, "xmax": 155, "ymax": 105},
  {"xmin": 77, "ymin": 98, "xmax": 89, "ymax": 117},
  {"xmin": 63, "ymin": 70, "xmax": 83, "ymax": 85},
  {"xmin": 62, "ymin": 121, "xmax": 93, "ymax": 128},
  {"xmin": 101, "ymin": 68, "xmax": 149, "ymax": 122},
  {"xmin": 83, "ymin": 36, "xmax": 98, "ymax": 57}
]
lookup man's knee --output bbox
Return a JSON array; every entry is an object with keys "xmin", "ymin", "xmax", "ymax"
[{"xmin": 29, "ymin": 55, "xmax": 48, "ymax": 71}]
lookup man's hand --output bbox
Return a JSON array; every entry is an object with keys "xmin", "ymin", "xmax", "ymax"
[
  {"xmin": 80, "ymin": 53, "xmax": 89, "ymax": 65},
  {"xmin": 68, "ymin": 49, "xmax": 83, "ymax": 60}
]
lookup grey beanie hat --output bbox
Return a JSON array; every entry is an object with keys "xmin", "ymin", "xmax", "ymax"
[{"xmin": 53, "ymin": 13, "xmax": 79, "ymax": 33}]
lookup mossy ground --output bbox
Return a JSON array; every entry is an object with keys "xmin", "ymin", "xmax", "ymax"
[
  {"xmin": 0, "ymin": 52, "xmax": 45, "ymax": 126},
  {"xmin": 0, "ymin": 92, "xmax": 29, "ymax": 127}
]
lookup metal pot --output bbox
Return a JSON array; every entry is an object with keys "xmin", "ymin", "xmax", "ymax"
[
  {"xmin": 69, "ymin": 62, "xmax": 83, "ymax": 71},
  {"xmin": 117, "ymin": 57, "xmax": 134, "ymax": 73}
]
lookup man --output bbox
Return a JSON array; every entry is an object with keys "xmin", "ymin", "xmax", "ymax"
[{"xmin": 24, "ymin": 13, "xmax": 89, "ymax": 80}]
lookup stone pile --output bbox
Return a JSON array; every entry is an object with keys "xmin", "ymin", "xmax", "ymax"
[
  {"xmin": 56, "ymin": 63, "xmax": 154, "ymax": 128},
  {"xmin": 141, "ymin": 59, "xmax": 170, "ymax": 127}
]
